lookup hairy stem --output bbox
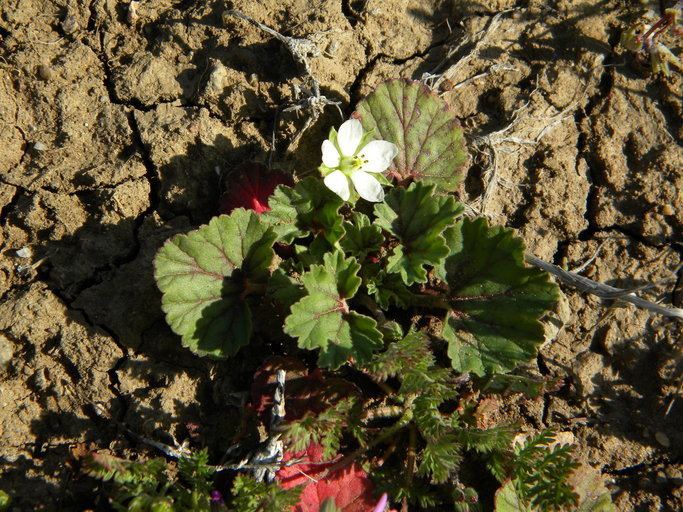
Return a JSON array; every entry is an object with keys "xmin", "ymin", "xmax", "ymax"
[
  {"xmin": 408, "ymin": 293, "xmax": 451, "ymax": 311},
  {"xmin": 361, "ymin": 404, "xmax": 404, "ymax": 422}
]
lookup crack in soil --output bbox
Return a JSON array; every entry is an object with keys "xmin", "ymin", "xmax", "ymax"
[
  {"xmin": 0, "ymin": 183, "xmax": 21, "ymax": 229},
  {"xmin": 347, "ymin": 32, "xmax": 456, "ymax": 113},
  {"xmin": 46, "ymin": 283, "xmax": 129, "ymax": 422},
  {"xmin": 576, "ymin": 66, "xmax": 615, "ymax": 243},
  {"xmin": 537, "ymin": 353, "xmax": 552, "ymax": 427}
]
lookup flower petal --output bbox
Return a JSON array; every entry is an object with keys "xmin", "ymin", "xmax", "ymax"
[
  {"xmin": 321, "ymin": 140, "xmax": 340, "ymax": 168},
  {"xmin": 351, "ymin": 170, "xmax": 384, "ymax": 202},
  {"xmin": 324, "ymin": 170, "xmax": 350, "ymax": 201},
  {"xmin": 337, "ymin": 119, "xmax": 363, "ymax": 157},
  {"xmin": 358, "ymin": 140, "xmax": 399, "ymax": 173}
]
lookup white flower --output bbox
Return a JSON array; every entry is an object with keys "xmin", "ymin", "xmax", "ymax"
[{"xmin": 319, "ymin": 118, "xmax": 398, "ymax": 202}]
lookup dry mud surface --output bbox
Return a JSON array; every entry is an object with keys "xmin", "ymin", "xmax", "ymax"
[{"xmin": 0, "ymin": 0, "xmax": 681, "ymax": 510}]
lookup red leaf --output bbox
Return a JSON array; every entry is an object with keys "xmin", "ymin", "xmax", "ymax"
[
  {"xmin": 219, "ymin": 163, "xmax": 291, "ymax": 215},
  {"xmin": 251, "ymin": 360, "xmax": 391, "ymax": 511},
  {"xmin": 276, "ymin": 443, "xmax": 378, "ymax": 512}
]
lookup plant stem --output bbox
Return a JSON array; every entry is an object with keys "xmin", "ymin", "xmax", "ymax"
[
  {"xmin": 356, "ymin": 293, "xmax": 387, "ymax": 323},
  {"xmin": 407, "ymin": 293, "xmax": 451, "ymax": 310},
  {"xmin": 405, "ymin": 423, "xmax": 417, "ymax": 487},
  {"xmin": 361, "ymin": 404, "xmax": 403, "ymax": 422}
]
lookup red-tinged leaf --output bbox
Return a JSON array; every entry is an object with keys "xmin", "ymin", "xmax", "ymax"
[
  {"xmin": 354, "ymin": 79, "xmax": 467, "ymax": 192},
  {"xmin": 220, "ymin": 163, "xmax": 292, "ymax": 215},
  {"xmin": 276, "ymin": 443, "xmax": 379, "ymax": 512},
  {"xmin": 251, "ymin": 357, "xmax": 358, "ymax": 423}
]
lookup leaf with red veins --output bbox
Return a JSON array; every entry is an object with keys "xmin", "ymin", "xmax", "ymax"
[
  {"xmin": 219, "ymin": 162, "xmax": 292, "ymax": 215},
  {"xmin": 276, "ymin": 443, "xmax": 382, "ymax": 512}
]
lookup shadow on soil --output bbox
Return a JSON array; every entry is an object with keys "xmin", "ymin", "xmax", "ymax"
[{"xmin": 0, "ymin": 134, "xmax": 288, "ymax": 509}]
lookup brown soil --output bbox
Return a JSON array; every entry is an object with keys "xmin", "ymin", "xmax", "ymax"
[{"xmin": 0, "ymin": 0, "xmax": 681, "ymax": 510}]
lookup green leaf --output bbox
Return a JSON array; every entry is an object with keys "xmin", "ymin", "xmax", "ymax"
[
  {"xmin": 282, "ymin": 398, "xmax": 358, "ymax": 460},
  {"xmin": 263, "ymin": 178, "xmax": 344, "ymax": 245},
  {"xmin": 0, "ymin": 491, "xmax": 9, "ymax": 512},
  {"xmin": 374, "ymin": 182, "xmax": 464, "ymax": 285},
  {"xmin": 483, "ymin": 373, "xmax": 557, "ymax": 399},
  {"xmin": 364, "ymin": 330, "xmax": 432, "ymax": 381},
  {"xmin": 340, "ymin": 212, "xmax": 384, "ymax": 260},
  {"xmin": 442, "ymin": 218, "xmax": 559, "ymax": 376},
  {"xmin": 378, "ymin": 320, "xmax": 404, "ymax": 343},
  {"xmin": 372, "ymin": 467, "xmax": 441, "ymax": 509},
  {"xmin": 320, "ymin": 499, "xmax": 343, "ymax": 512},
  {"xmin": 294, "ymin": 235, "xmax": 331, "ymax": 268},
  {"xmin": 355, "ymin": 79, "xmax": 467, "ymax": 192},
  {"xmin": 568, "ymin": 464, "xmax": 617, "ymax": 512},
  {"xmin": 284, "ymin": 251, "xmax": 383, "ymax": 369},
  {"xmin": 413, "ymin": 395, "xmax": 450, "ymax": 441},
  {"xmin": 231, "ymin": 475, "xmax": 302, "ymax": 512},
  {"xmin": 267, "ymin": 268, "xmax": 305, "ymax": 310},
  {"xmin": 511, "ymin": 432, "xmax": 580, "ymax": 510},
  {"xmin": 366, "ymin": 270, "xmax": 415, "ymax": 309},
  {"xmin": 458, "ymin": 425, "xmax": 515, "ymax": 454},
  {"xmin": 154, "ymin": 209, "xmax": 276, "ymax": 358},
  {"xmin": 417, "ymin": 434, "xmax": 462, "ymax": 484},
  {"xmin": 495, "ymin": 480, "xmax": 532, "ymax": 512}
]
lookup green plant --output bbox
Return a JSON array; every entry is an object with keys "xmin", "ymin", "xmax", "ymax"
[
  {"xmin": 231, "ymin": 475, "xmax": 302, "ymax": 512},
  {"xmin": 620, "ymin": 2, "xmax": 682, "ymax": 75},
  {"xmin": 148, "ymin": 78, "xmax": 612, "ymax": 510},
  {"xmin": 509, "ymin": 431, "xmax": 579, "ymax": 510},
  {"xmin": 83, "ymin": 450, "xmax": 215, "ymax": 511},
  {"xmin": 0, "ymin": 490, "xmax": 11, "ymax": 512},
  {"xmin": 82, "ymin": 448, "xmax": 301, "ymax": 512}
]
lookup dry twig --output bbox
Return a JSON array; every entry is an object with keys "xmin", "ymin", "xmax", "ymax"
[
  {"xmin": 526, "ymin": 254, "xmax": 683, "ymax": 320},
  {"xmin": 425, "ymin": 9, "xmax": 516, "ymax": 89},
  {"xmin": 225, "ymin": 10, "xmax": 342, "ymax": 160}
]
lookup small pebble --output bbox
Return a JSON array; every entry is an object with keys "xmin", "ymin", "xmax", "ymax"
[
  {"xmin": 16, "ymin": 246, "xmax": 32, "ymax": 259},
  {"xmin": 326, "ymin": 40, "xmax": 340, "ymax": 56},
  {"xmin": 61, "ymin": 15, "xmax": 79, "ymax": 34},
  {"xmin": 37, "ymin": 64, "xmax": 53, "ymax": 81},
  {"xmin": 655, "ymin": 431, "xmax": 670, "ymax": 448},
  {"xmin": 0, "ymin": 334, "xmax": 14, "ymax": 370},
  {"xmin": 204, "ymin": 60, "xmax": 228, "ymax": 95},
  {"xmin": 32, "ymin": 141, "xmax": 47, "ymax": 151},
  {"xmin": 661, "ymin": 204, "xmax": 674, "ymax": 216},
  {"xmin": 127, "ymin": 1, "xmax": 140, "ymax": 25}
]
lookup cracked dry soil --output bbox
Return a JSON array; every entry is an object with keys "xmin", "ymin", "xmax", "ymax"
[{"xmin": 0, "ymin": 0, "xmax": 681, "ymax": 510}]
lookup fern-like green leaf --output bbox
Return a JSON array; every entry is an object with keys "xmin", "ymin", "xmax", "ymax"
[
  {"xmin": 512, "ymin": 431, "xmax": 580, "ymax": 511},
  {"xmin": 231, "ymin": 475, "xmax": 302, "ymax": 512},
  {"xmin": 417, "ymin": 434, "xmax": 462, "ymax": 484}
]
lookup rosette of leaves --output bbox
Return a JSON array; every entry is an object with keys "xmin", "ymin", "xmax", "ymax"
[{"xmin": 154, "ymin": 80, "xmax": 560, "ymax": 378}]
